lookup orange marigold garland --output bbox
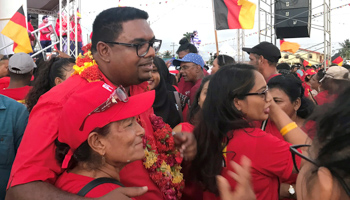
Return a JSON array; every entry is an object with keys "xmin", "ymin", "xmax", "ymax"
[{"xmin": 144, "ymin": 114, "xmax": 185, "ymax": 200}]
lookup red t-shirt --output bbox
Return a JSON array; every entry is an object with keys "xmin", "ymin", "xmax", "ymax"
[
  {"xmin": 39, "ymin": 22, "xmax": 51, "ymax": 41},
  {"xmin": 189, "ymin": 78, "xmax": 202, "ymax": 105},
  {"xmin": 0, "ymin": 85, "xmax": 32, "ymax": 103},
  {"xmin": 55, "ymin": 19, "xmax": 67, "ymax": 37},
  {"xmin": 203, "ymin": 128, "xmax": 301, "ymax": 200},
  {"xmin": 0, "ymin": 77, "xmax": 10, "ymax": 89},
  {"xmin": 314, "ymin": 90, "xmax": 336, "ymax": 105},
  {"xmin": 8, "ymin": 72, "xmax": 163, "ymax": 199},
  {"xmin": 266, "ymin": 73, "xmax": 280, "ymax": 83},
  {"xmin": 54, "ymin": 171, "xmax": 134, "ymax": 199},
  {"xmin": 178, "ymin": 77, "xmax": 193, "ymax": 98},
  {"xmin": 28, "ymin": 22, "xmax": 35, "ymax": 41},
  {"xmin": 70, "ymin": 22, "xmax": 82, "ymax": 42}
]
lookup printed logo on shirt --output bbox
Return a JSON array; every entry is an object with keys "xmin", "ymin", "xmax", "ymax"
[{"xmin": 102, "ymin": 83, "xmax": 113, "ymax": 92}]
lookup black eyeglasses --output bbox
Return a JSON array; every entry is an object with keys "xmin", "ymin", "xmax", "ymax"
[
  {"xmin": 79, "ymin": 85, "xmax": 129, "ymax": 131},
  {"xmin": 243, "ymin": 85, "xmax": 269, "ymax": 101},
  {"xmin": 103, "ymin": 39, "xmax": 162, "ymax": 57},
  {"xmin": 290, "ymin": 144, "xmax": 350, "ymax": 196}
]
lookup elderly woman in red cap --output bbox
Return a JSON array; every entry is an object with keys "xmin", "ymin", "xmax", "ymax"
[{"xmin": 54, "ymin": 81, "xmax": 155, "ymax": 198}]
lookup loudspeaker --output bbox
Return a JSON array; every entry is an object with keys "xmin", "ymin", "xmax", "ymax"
[{"xmin": 275, "ymin": 0, "xmax": 311, "ymax": 39}]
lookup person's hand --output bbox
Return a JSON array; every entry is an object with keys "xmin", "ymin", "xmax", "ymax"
[
  {"xmin": 96, "ymin": 186, "xmax": 148, "ymax": 200},
  {"xmin": 53, "ymin": 49, "xmax": 71, "ymax": 58},
  {"xmin": 173, "ymin": 132, "xmax": 197, "ymax": 161},
  {"xmin": 217, "ymin": 156, "xmax": 256, "ymax": 200},
  {"xmin": 165, "ymin": 60, "xmax": 172, "ymax": 68}
]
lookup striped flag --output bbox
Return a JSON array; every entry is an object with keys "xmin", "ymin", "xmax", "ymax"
[
  {"xmin": 1, "ymin": 6, "xmax": 33, "ymax": 53},
  {"xmin": 214, "ymin": 0, "xmax": 256, "ymax": 30},
  {"xmin": 331, "ymin": 53, "xmax": 343, "ymax": 66}
]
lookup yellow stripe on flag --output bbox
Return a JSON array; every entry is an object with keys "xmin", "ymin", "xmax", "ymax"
[
  {"xmin": 1, "ymin": 21, "xmax": 32, "ymax": 53},
  {"xmin": 238, "ymin": 0, "xmax": 256, "ymax": 29}
]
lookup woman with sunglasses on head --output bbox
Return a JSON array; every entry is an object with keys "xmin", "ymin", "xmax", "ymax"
[
  {"xmin": 191, "ymin": 64, "xmax": 311, "ymax": 200},
  {"xmin": 210, "ymin": 54, "xmax": 235, "ymax": 75},
  {"xmin": 54, "ymin": 81, "xmax": 155, "ymax": 198}
]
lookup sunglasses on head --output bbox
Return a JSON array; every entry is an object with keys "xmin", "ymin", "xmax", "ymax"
[{"xmin": 79, "ymin": 85, "xmax": 129, "ymax": 131}]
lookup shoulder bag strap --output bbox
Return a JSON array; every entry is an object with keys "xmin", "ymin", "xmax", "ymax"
[
  {"xmin": 173, "ymin": 91, "xmax": 184, "ymax": 122},
  {"xmin": 77, "ymin": 177, "xmax": 124, "ymax": 197}
]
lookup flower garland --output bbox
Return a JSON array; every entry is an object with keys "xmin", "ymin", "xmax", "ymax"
[
  {"xmin": 144, "ymin": 114, "xmax": 185, "ymax": 200},
  {"xmin": 73, "ymin": 43, "xmax": 185, "ymax": 199}
]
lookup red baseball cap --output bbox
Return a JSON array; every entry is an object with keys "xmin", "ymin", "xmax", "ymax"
[
  {"xmin": 58, "ymin": 81, "xmax": 155, "ymax": 168},
  {"xmin": 305, "ymin": 69, "xmax": 316, "ymax": 76}
]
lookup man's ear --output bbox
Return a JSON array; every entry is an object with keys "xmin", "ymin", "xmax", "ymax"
[
  {"xmin": 317, "ymin": 167, "xmax": 334, "ymax": 200},
  {"xmin": 96, "ymin": 42, "xmax": 111, "ymax": 63}
]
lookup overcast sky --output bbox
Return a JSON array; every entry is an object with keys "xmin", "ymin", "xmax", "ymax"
[{"xmin": 80, "ymin": 0, "xmax": 350, "ymax": 61}]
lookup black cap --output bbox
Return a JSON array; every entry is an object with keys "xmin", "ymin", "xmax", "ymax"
[{"xmin": 242, "ymin": 42, "xmax": 281, "ymax": 63}]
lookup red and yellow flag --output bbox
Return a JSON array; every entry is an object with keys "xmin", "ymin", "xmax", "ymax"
[
  {"xmin": 331, "ymin": 53, "xmax": 343, "ymax": 66},
  {"xmin": 1, "ymin": 6, "xmax": 33, "ymax": 53},
  {"xmin": 214, "ymin": 0, "xmax": 256, "ymax": 30},
  {"xmin": 280, "ymin": 39, "xmax": 300, "ymax": 54}
]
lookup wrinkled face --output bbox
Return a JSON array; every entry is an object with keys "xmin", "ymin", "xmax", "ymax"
[
  {"xmin": 179, "ymin": 62, "xmax": 199, "ymax": 83},
  {"xmin": 103, "ymin": 117, "xmax": 145, "ymax": 164},
  {"xmin": 178, "ymin": 50, "xmax": 189, "ymax": 59},
  {"xmin": 104, "ymin": 19, "xmax": 156, "ymax": 86},
  {"xmin": 0, "ymin": 60, "xmax": 9, "ymax": 78},
  {"xmin": 211, "ymin": 58, "xmax": 219, "ymax": 75},
  {"xmin": 198, "ymin": 81, "xmax": 209, "ymax": 108},
  {"xmin": 147, "ymin": 64, "xmax": 160, "ymax": 90},
  {"xmin": 310, "ymin": 74, "xmax": 320, "ymax": 91},
  {"xmin": 269, "ymin": 88, "xmax": 299, "ymax": 119},
  {"xmin": 235, "ymin": 71, "xmax": 272, "ymax": 121}
]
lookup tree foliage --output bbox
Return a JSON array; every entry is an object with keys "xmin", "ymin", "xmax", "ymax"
[
  {"xmin": 339, "ymin": 39, "xmax": 350, "ymax": 60},
  {"xmin": 183, "ymin": 32, "xmax": 192, "ymax": 43}
]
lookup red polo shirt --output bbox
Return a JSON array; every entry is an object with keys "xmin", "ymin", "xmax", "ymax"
[
  {"xmin": 8, "ymin": 71, "xmax": 163, "ymax": 199},
  {"xmin": 203, "ymin": 128, "xmax": 301, "ymax": 200},
  {"xmin": 0, "ymin": 77, "xmax": 10, "ymax": 89},
  {"xmin": 0, "ymin": 85, "xmax": 32, "ymax": 103}
]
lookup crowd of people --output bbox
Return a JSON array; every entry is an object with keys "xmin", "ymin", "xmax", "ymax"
[{"xmin": 0, "ymin": 6, "xmax": 350, "ymax": 200}]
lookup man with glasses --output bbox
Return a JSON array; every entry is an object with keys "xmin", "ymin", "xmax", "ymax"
[
  {"xmin": 173, "ymin": 53, "xmax": 205, "ymax": 104},
  {"xmin": 6, "ymin": 7, "xmax": 196, "ymax": 200}
]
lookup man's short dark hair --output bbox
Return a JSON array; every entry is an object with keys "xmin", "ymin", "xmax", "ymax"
[
  {"xmin": 277, "ymin": 63, "xmax": 290, "ymax": 71},
  {"xmin": 91, "ymin": 7, "xmax": 149, "ymax": 53},
  {"xmin": 42, "ymin": 16, "xmax": 48, "ymax": 20}
]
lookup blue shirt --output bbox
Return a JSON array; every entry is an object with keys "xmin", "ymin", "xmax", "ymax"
[{"xmin": 0, "ymin": 95, "xmax": 28, "ymax": 199}]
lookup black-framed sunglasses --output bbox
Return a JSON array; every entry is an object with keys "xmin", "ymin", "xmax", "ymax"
[
  {"xmin": 103, "ymin": 39, "xmax": 162, "ymax": 57},
  {"xmin": 243, "ymin": 85, "xmax": 269, "ymax": 101},
  {"xmin": 290, "ymin": 144, "xmax": 350, "ymax": 196},
  {"xmin": 79, "ymin": 85, "xmax": 129, "ymax": 131}
]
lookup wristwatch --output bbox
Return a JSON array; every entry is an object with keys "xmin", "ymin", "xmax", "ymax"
[{"xmin": 288, "ymin": 185, "xmax": 296, "ymax": 198}]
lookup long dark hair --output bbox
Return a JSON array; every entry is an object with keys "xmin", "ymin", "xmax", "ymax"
[
  {"xmin": 187, "ymin": 75, "xmax": 212, "ymax": 124},
  {"xmin": 190, "ymin": 64, "xmax": 256, "ymax": 194},
  {"xmin": 307, "ymin": 85, "xmax": 350, "ymax": 196},
  {"xmin": 268, "ymin": 74, "xmax": 315, "ymax": 119},
  {"xmin": 26, "ymin": 57, "xmax": 75, "ymax": 112}
]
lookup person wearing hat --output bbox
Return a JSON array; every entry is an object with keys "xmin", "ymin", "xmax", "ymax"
[
  {"xmin": 173, "ymin": 53, "xmax": 205, "ymax": 104},
  {"xmin": 6, "ymin": 7, "xmax": 197, "ymax": 200},
  {"xmin": 54, "ymin": 81, "xmax": 154, "ymax": 198},
  {"xmin": 0, "ymin": 53, "xmax": 36, "ymax": 103},
  {"xmin": 39, "ymin": 16, "xmax": 53, "ymax": 52},
  {"xmin": 313, "ymin": 66, "xmax": 350, "ymax": 105},
  {"xmin": 243, "ymin": 41, "xmax": 281, "ymax": 82},
  {"xmin": 303, "ymin": 68, "xmax": 317, "ymax": 97}
]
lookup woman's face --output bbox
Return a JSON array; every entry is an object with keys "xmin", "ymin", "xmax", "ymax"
[
  {"xmin": 269, "ymin": 88, "xmax": 299, "ymax": 119},
  {"xmin": 235, "ymin": 71, "xmax": 272, "ymax": 121},
  {"xmin": 198, "ymin": 81, "xmax": 209, "ymax": 108},
  {"xmin": 211, "ymin": 58, "xmax": 219, "ymax": 75},
  {"xmin": 147, "ymin": 64, "xmax": 160, "ymax": 90},
  {"xmin": 178, "ymin": 50, "xmax": 189, "ymax": 59},
  {"xmin": 103, "ymin": 117, "xmax": 145, "ymax": 164},
  {"xmin": 310, "ymin": 74, "xmax": 320, "ymax": 91}
]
